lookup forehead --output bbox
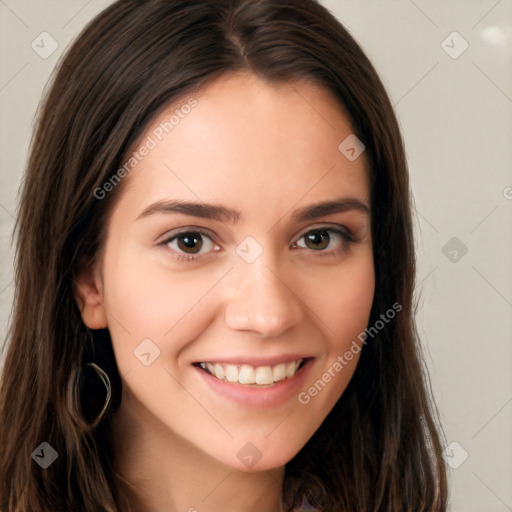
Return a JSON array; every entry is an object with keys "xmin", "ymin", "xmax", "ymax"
[{"xmin": 115, "ymin": 72, "xmax": 369, "ymax": 223}]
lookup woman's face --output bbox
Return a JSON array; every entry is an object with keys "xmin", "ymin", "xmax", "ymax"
[{"xmin": 79, "ymin": 72, "xmax": 374, "ymax": 471}]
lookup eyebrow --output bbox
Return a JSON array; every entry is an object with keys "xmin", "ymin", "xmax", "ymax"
[{"xmin": 135, "ymin": 197, "xmax": 370, "ymax": 224}]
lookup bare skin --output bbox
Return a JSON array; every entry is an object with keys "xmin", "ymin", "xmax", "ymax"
[{"xmin": 76, "ymin": 71, "xmax": 374, "ymax": 512}]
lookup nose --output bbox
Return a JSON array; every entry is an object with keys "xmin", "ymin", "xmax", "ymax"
[{"xmin": 224, "ymin": 257, "xmax": 303, "ymax": 338}]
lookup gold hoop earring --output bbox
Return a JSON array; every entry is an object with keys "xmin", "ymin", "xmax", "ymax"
[{"xmin": 67, "ymin": 362, "xmax": 112, "ymax": 429}]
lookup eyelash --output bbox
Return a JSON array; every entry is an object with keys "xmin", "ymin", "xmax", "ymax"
[{"xmin": 158, "ymin": 226, "xmax": 358, "ymax": 263}]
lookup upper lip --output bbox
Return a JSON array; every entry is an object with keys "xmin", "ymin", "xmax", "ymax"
[{"xmin": 193, "ymin": 355, "xmax": 313, "ymax": 366}]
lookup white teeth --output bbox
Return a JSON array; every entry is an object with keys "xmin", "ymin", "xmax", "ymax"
[
  {"xmin": 255, "ymin": 366, "xmax": 273, "ymax": 385},
  {"xmin": 272, "ymin": 363, "xmax": 287, "ymax": 382},
  {"xmin": 213, "ymin": 363, "xmax": 225, "ymax": 380},
  {"xmin": 198, "ymin": 359, "xmax": 304, "ymax": 385},
  {"xmin": 225, "ymin": 365, "xmax": 239, "ymax": 383},
  {"xmin": 239, "ymin": 364, "xmax": 256, "ymax": 384},
  {"xmin": 286, "ymin": 361, "xmax": 299, "ymax": 378}
]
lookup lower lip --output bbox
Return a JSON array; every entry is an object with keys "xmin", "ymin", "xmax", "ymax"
[{"xmin": 194, "ymin": 360, "xmax": 314, "ymax": 408}]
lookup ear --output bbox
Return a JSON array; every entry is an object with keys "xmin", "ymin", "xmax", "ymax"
[{"xmin": 74, "ymin": 258, "xmax": 108, "ymax": 330}]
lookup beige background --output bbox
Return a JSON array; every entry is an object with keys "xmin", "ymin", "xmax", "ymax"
[{"xmin": 1, "ymin": 1, "xmax": 511, "ymax": 510}]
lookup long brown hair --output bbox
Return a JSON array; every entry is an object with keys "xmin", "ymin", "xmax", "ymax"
[{"xmin": 0, "ymin": 0, "xmax": 447, "ymax": 510}]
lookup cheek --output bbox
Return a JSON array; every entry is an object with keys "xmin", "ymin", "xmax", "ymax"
[
  {"xmin": 328, "ymin": 257, "xmax": 374, "ymax": 385},
  {"xmin": 296, "ymin": 254, "xmax": 374, "ymax": 417},
  {"xmin": 100, "ymin": 246, "xmax": 226, "ymax": 370},
  {"xmin": 329, "ymin": 262, "xmax": 375, "ymax": 349},
  {"xmin": 306, "ymin": 252, "xmax": 375, "ymax": 349}
]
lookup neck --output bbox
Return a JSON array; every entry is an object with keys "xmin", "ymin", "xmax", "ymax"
[{"xmin": 111, "ymin": 389, "xmax": 286, "ymax": 512}]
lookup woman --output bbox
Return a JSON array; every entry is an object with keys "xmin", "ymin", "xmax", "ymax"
[{"xmin": 0, "ymin": 0, "xmax": 447, "ymax": 510}]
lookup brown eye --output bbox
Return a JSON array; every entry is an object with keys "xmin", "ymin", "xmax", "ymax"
[
  {"xmin": 161, "ymin": 229, "xmax": 217, "ymax": 260},
  {"xmin": 176, "ymin": 233, "xmax": 204, "ymax": 254},
  {"xmin": 294, "ymin": 227, "xmax": 355, "ymax": 256},
  {"xmin": 304, "ymin": 230, "xmax": 330, "ymax": 250}
]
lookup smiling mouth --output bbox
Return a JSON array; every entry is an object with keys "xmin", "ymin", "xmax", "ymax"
[{"xmin": 194, "ymin": 359, "xmax": 308, "ymax": 386}]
